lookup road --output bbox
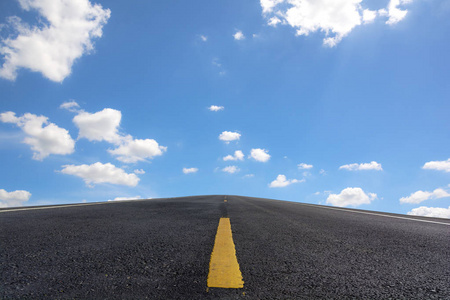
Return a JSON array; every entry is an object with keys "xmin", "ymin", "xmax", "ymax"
[{"xmin": 1, "ymin": 195, "xmax": 449, "ymax": 299}]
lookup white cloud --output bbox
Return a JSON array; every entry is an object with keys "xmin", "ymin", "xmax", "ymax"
[
  {"xmin": 134, "ymin": 169, "xmax": 145, "ymax": 175},
  {"xmin": 339, "ymin": 161, "xmax": 383, "ymax": 171},
  {"xmin": 73, "ymin": 107, "xmax": 167, "ymax": 163},
  {"xmin": 400, "ymin": 188, "xmax": 450, "ymax": 204},
  {"xmin": 222, "ymin": 166, "xmax": 240, "ymax": 174},
  {"xmin": 208, "ymin": 105, "xmax": 224, "ymax": 112},
  {"xmin": 73, "ymin": 108, "xmax": 125, "ymax": 144},
  {"xmin": 319, "ymin": 169, "xmax": 327, "ymax": 175},
  {"xmin": 60, "ymin": 101, "xmax": 81, "ymax": 112},
  {"xmin": 0, "ymin": 189, "xmax": 31, "ymax": 208},
  {"xmin": 269, "ymin": 174, "xmax": 303, "ymax": 188},
  {"xmin": 385, "ymin": 0, "xmax": 411, "ymax": 25},
  {"xmin": 407, "ymin": 206, "xmax": 450, "ymax": 219},
  {"xmin": 109, "ymin": 196, "xmax": 142, "ymax": 201},
  {"xmin": 0, "ymin": 0, "xmax": 110, "ymax": 82},
  {"xmin": 60, "ymin": 162, "xmax": 140, "ymax": 187},
  {"xmin": 260, "ymin": 0, "xmax": 413, "ymax": 47},
  {"xmin": 268, "ymin": 16, "xmax": 282, "ymax": 27},
  {"xmin": 223, "ymin": 150, "xmax": 244, "ymax": 161},
  {"xmin": 362, "ymin": 9, "xmax": 377, "ymax": 23},
  {"xmin": 422, "ymin": 159, "xmax": 450, "ymax": 173},
  {"xmin": 243, "ymin": 174, "xmax": 255, "ymax": 178},
  {"xmin": 212, "ymin": 58, "xmax": 226, "ymax": 75},
  {"xmin": 261, "ymin": 0, "xmax": 284, "ymax": 13},
  {"xmin": 183, "ymin": 167, "xmax": 198, "ymax": 174},
  {"xmin": 219, "ymin": 131, "xmax": 241, "ymax": 143},
  {"xmin": 0, "ymin": 111, "xmax": 75, "ymax": 160},
  {"xmin": 108, "ymin": 139, "xmax": 166, "ymax": 163},
  {"xmin": 298, "ymin": 163, "xmax": 313, "ymax": 169},
  {"xmin": 233, "ymin": 30, "xmax": 245, "ymax": 40},
  {"xmin": 326, "ymin": 187, "xmax": 377, "ymax": 207},
  {"xmin": 212, "ymin": 59, "xmax": 222, "ymax": 68},
  {"xmin": 250, "ymin": 148, "xmax": 270, "ymax": 162},
  {"xmin": 200, "ymin": 35, "xmax": 208, "ymax": 42}
]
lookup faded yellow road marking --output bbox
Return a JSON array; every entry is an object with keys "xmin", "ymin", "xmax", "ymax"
[{"xmin": 207, "ymin": 218, "xmax": 244, "ymax": 288}]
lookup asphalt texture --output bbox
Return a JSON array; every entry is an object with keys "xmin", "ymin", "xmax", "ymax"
[{"xmin": 1, "ymin": 195, "xmax": 449, "ymax": 299}]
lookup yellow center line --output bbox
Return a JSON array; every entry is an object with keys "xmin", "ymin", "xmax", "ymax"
[{"xmin": 207, "ymin": 218, "xmax": 244, "ymax": 288}]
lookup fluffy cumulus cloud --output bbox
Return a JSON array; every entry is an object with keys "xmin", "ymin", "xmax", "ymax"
[
  {"xmin": 0, "ymin": 189, "xmax": 31, "ymax": 208},
  {"xmin": 383, "ymin": 0, "xmax": 412, "ymax": 25},
  {"xmin": 339, "ymin": 161, "xmax": 383, "ymax": 171},
  {"xmin": 208, "ymin": 105, "xmax": 224, "ymax": 112},
  {"xmin": 298, "ymin": 163, "xmax": 313, "ymax": 170},
  {"xmin": 223, "ymin": 150, "xmax": 244, "ymax": 161},
  {"xmin": 407, "ymin": 206, "xmax": 450, "ymax": 219},
  {"xmin": 233, "ymin": 30, "xmax": 245, "ymax": 40},
  {"xmin": 70, "ymin": 105, "xmax": 166, "ymax": 163},
  {"xmin": 422, "ymin": 159, "xmax": 450, "ymax": 173},
  {"xmin": 269, "ymin": 174, "xmax": 303, "ymax": 188},
  {"xmin": 250, "ymin": 148, "xmax": 271, "ymax": 162},
  {"xmin": 60, "ymin": 162, "xmax": 140, "ymax": 187},
  {"xmin": 362, "ymin": 9, "xmax": 377, "ymax": 23},
  {"xmin": 260, "ymin": 0, "xmax": 413, "ymax": 47},
  {"xmin": 183, "ymin": 167, "xmax": 198, "ymax": 174},
  {"xmin": 0, "ymin": 0, "xmax": 110, "ymax": 82},
  {"xmin": 326, "ymin": 187, "xmax": 377, "ymax": 207},
  {"xmin": 0, "ymin": 111, "xmax": 75, "ymax": 160},
  {"xmin": 222, "ymin": 166, "xmax": 240, "ymax": 174},
  {"xmin": 219, "ymin": 131, "xmax": 241, "ymax": 143},
  {"xmin": 73, "ymin": 108, "xmax": 125, "ymax": 144},
  {"xmin": 108, "ymin": 139, "xmax": 166, "ymax": 163},
  {"xmin": 400, "ymin": 188, "xmax": 450, "ymax": 204}
]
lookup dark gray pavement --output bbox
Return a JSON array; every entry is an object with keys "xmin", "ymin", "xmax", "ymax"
[{"xmin": 1, "ymin": 195, "xmax": 449, "ymax": 299}]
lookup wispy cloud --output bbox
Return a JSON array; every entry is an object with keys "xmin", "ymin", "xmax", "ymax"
[
  {"xmin": 339, "ymin": 161, "xmax": 382, "ymax": 171},
  {"xmin": 222, "ymin": 166, "xmax": 240, "ymax": 174},
  {"xmin": 298, "ymin": 163, "xmax": 313, "ymax": 170}
]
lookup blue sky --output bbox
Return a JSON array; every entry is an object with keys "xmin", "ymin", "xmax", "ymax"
[{"xmin": 0, "ymin": 0, "xmax": 449, "ymax": 217}]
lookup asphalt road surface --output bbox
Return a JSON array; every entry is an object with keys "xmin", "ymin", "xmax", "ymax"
[{"xmin": 1, "ymin": 195, "xmax": 449, "ymax": 299}]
